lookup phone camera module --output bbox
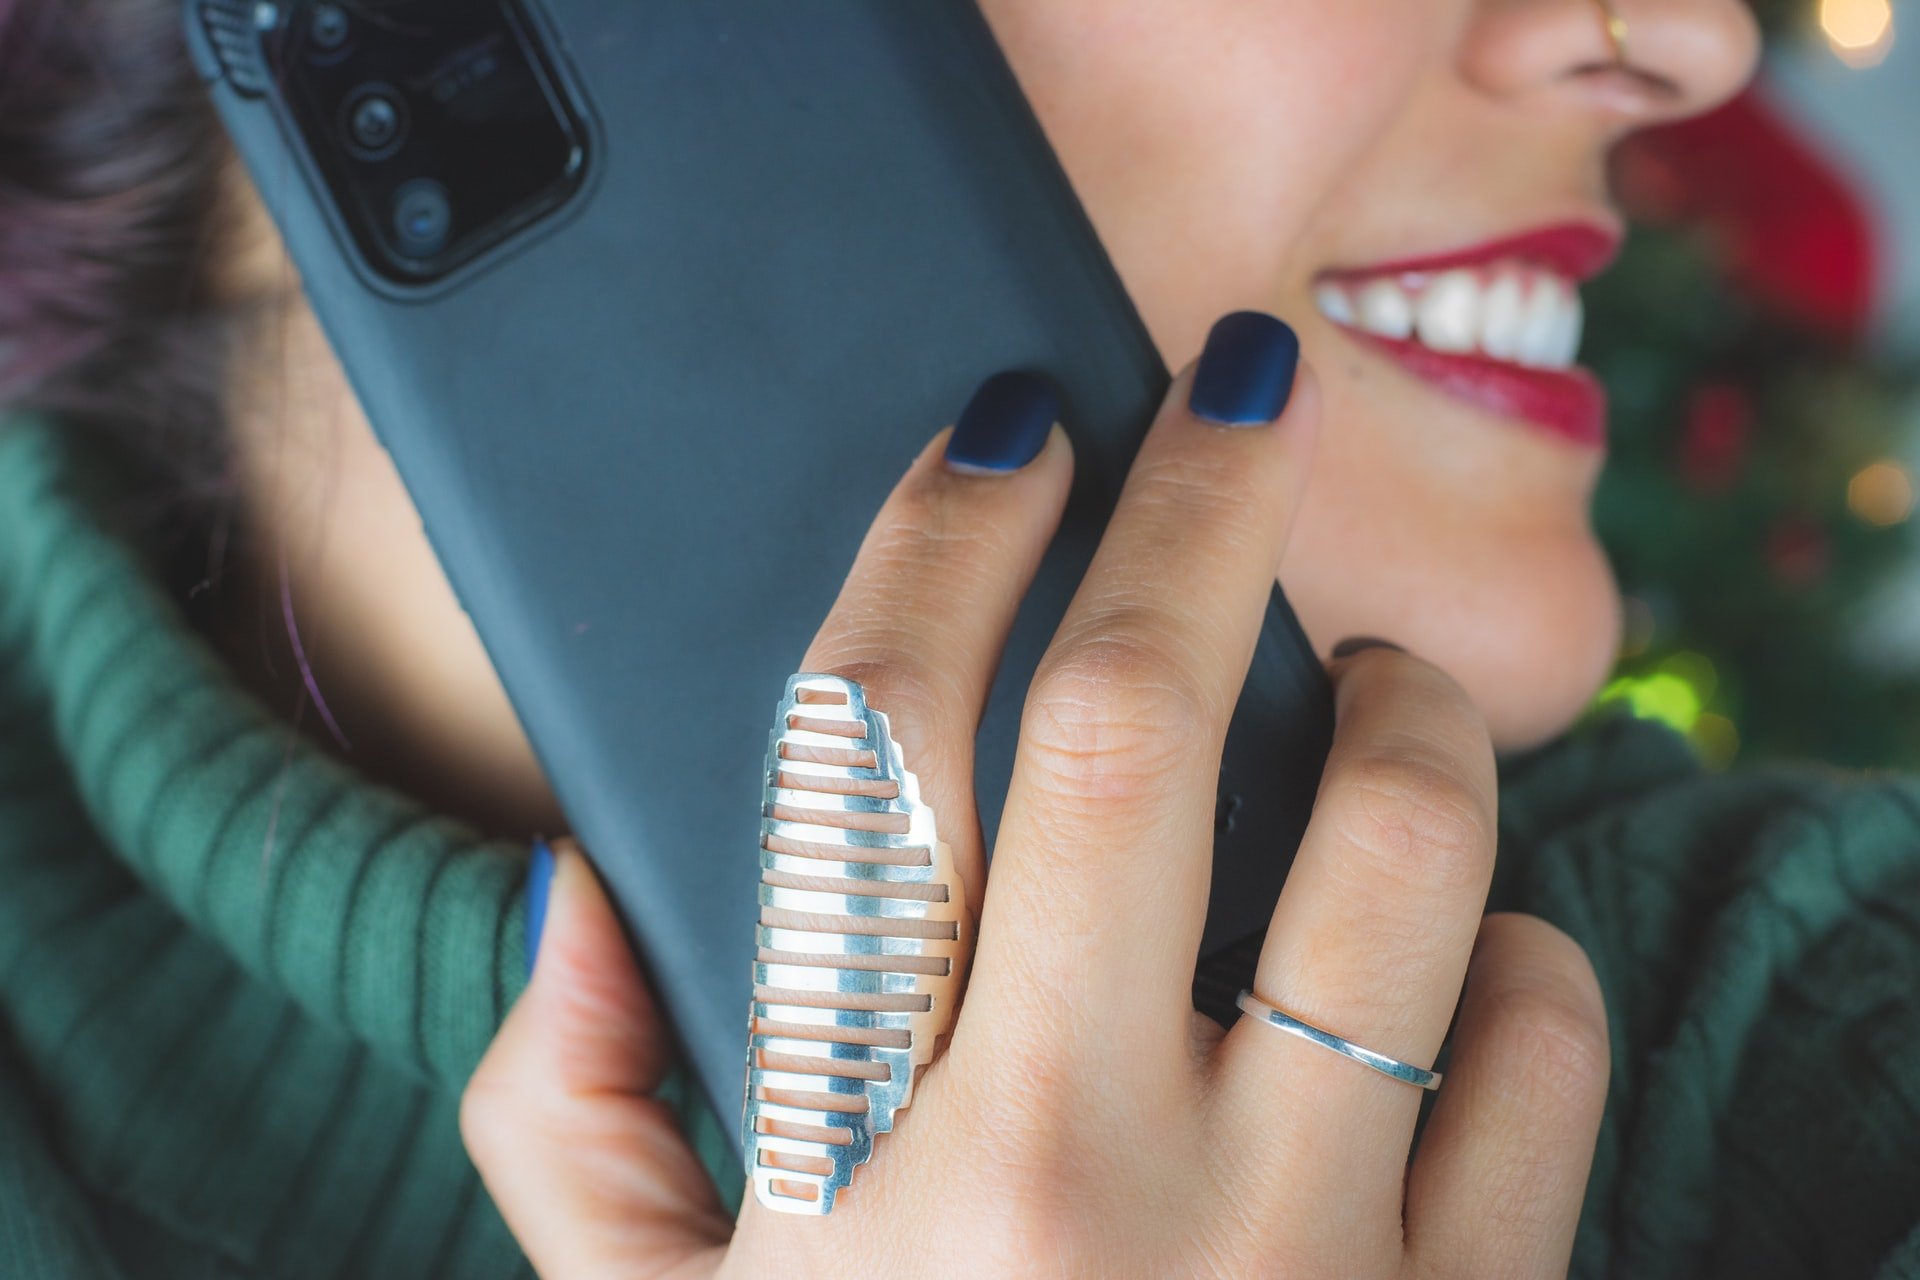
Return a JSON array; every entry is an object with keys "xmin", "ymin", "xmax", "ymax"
[
  {"xmin": 391, "ymin": 179, "xmax": 453, "ymax": 259},
  {"xmin": 265, "ymin": 0, "xmax": 588, "ymax": 285},
  {"xmin": 342, "ymin": 84, "xmax": 408, "ymax": 161}
]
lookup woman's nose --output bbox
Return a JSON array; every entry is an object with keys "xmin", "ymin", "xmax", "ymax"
[{"xmin": 1460, "ymin": 0, "xmax": 1762, "ymax": 128}]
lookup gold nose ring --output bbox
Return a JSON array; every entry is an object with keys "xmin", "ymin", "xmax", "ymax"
[{"xmin": 1596, "ymin": 0, "xmax": 1631, "ymax": 68}]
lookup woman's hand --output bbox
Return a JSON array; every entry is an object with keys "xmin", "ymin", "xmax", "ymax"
[{"xmin": 462, "ymin": 315, "xmax": 1610, "ymax": 1278}]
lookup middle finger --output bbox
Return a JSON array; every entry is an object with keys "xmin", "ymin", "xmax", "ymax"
[{"xmin": 970, "ymin": 312, "xmax": 1321, "ymax": 1048}]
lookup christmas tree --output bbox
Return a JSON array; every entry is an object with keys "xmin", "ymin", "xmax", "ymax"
[{"xmin": 1584, "ymin": 21, "xmax": 1919, "ymax": 769}]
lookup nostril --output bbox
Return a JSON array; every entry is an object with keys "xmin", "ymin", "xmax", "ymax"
[
  {"xmin": 1571, "ymin": 62, "xmax": 1686, "ymax": 104},
  {"xmin": 1458, "ymin": 0, "xmax": 1758, "ymax": 124}
]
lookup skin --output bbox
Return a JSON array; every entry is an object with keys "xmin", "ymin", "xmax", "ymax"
[{"xmin": 210, "ymin": 0, "xmax": 1759, "ymax": 1273}]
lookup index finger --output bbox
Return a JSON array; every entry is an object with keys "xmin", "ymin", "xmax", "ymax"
[{"xmin": 968, "ymin": 312, "xmax": 1321, "ymax": 1052}]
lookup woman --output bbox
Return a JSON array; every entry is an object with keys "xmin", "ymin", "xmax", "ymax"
[{"xmin": 5, "ymin": 0, "xmax": 1912, "ymax": 1276}]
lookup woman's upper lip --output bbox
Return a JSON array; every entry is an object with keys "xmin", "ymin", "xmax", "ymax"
[{"xmin": 1319, "ymin": 221, "xmax": 1624, "ymax": 285}]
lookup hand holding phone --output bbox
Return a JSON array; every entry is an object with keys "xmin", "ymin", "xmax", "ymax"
[{"xmin": 465, "ymin": 340, "xmax": 1588, "ymax": 1278}]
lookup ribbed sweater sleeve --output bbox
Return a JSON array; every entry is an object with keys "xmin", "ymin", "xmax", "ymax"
[
  {"xmin": 0, "ymin": 419, "xmax": 526, "ymax": 1087},
  {"xmin": 1, "ymin": 422, "xmax": 526, "ymax": 1090},
  {"xmin": 0, "ymin": 415, "xmax": 538, "ymax": 1277}
]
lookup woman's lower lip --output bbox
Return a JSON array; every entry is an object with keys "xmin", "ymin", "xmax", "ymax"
[{"xmin": 1339, "ymin": 329, "xmax": 1608, "ymax": 450}]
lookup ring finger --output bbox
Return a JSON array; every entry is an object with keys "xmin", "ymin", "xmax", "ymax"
[{"xmin": 1211, "ymin": 642, "xmax": 1500, "ymax": 1230}]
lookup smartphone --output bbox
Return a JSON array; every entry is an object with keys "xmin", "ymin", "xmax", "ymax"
[{"xmin": 185, "ymin": 0, "xmax": 1334, "ymax": 1145}]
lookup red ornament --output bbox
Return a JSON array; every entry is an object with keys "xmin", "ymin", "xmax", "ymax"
[
  {"xmin": 1614, "ymin": 86, "xmax": 1879, "ymax": 342},
  {"xmin": 1679, "ymin": 381, "xmax": 1753, "ymax": 494}
]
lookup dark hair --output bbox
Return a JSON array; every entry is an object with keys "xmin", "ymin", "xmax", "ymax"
[{"xmin": 0, "ymin": 0, "xmax": 236, "ymax": 508}]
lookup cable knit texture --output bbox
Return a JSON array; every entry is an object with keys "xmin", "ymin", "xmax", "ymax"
[{"xmin": 3, "ymin": 411, "xmax": 1919, "ymax": 1277}]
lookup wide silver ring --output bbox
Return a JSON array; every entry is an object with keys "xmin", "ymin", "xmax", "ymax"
[
  {"xmin": 1236, "ymin": 990, "xmax": 1443, "ymax": 1091},
  {"xmin": 742, "ymin": 673, "xmax": 970, "ymax": 1216}
]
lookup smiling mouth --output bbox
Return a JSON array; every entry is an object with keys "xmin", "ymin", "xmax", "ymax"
[{"xmin": 1311, "ymin": 223, "xmax": 1620, "ymax": 449}]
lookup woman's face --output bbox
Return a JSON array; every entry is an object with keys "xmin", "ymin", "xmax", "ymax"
[
  {"xmin": 978, "ymin": 0, "xmax": 1759, "ymax": 748},
  {"xmin": 228, "ymin": 0, "xmax": 1760, "ymax": 826}
]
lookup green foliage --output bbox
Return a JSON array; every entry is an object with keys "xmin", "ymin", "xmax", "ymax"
[{"xmin": 1584, "ymin": 223, "xmax": 1920, "ymax": 768}]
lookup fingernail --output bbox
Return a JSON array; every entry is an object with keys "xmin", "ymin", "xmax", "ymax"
[
  {"xmin": 1332, "ymin": 635, "xmax": 1406, "ymax": 658},
  {"xmin": 526, "ymin": 837, "xmax": 556, "ymax": 978},
  {"xmin": 1189, "ymin": 311, "xmax": 1301, "ymax": 426},
  {"xmin": 944, "ymin": 370, "xmax": 1060, "ymax": 473}
]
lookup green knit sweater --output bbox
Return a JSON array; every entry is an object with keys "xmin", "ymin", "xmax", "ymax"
[{"xmin": 4, "ymin": 410, "xmax": 1920, "ymax": 1278}]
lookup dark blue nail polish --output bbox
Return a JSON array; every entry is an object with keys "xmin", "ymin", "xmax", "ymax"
[
  {"xmin": 944, "ymin": 370, "xmax": 1060, "ymax": 472},
  {"xmin": 1331, "ymin": 635, "xmax": 1406, "ymax": 658},
  {"xmin": 526, "ymin": 837, "xmax": 555, "ymax": 978},
  {"xmin": 1189, "ymin": 311, "xmax": 1301, "ymax": 426}
]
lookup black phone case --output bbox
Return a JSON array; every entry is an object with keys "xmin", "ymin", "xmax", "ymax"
[{"xmin": 186, "ymin": 0, "xmax": 1333, "ymax": 1146}]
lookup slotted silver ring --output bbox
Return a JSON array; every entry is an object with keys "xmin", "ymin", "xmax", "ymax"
[
  {"xmin": 1236, "ymin": 990, "xmax": 1443, "ymax": 1091},
  {"xmin": 743, "ymin": 673, "xmax": 970, "ymax": 1216}
]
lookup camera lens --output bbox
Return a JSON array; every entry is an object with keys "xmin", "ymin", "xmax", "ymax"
[
  {"xmin": 341, "ymin": 84, "xmax": 408, "ymax": 161},
  {"xmin": 351, "ymin": 97, "xmax": 398, "ymax": 149},
  {"xmin": 391, "ymin": 179, "xmax": 453, "ymax": 259},
  {"xmin": 309, "ymin": 5, "xmax": 349, "ymax": 52}
]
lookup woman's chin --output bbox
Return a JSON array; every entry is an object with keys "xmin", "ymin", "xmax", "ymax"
[
  {"xmin": 1447, "ymin": 547, "xmax": 1624, "ymax": 754},
  {"xmin": 1289, "ymin": 531, "xmax": 1623, "ymax": 756}
]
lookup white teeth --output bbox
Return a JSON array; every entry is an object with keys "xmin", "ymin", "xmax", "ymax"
[
  {"xmin": 1414, "ymin": 270, "xmax": 1480, "ymax": 354},
  {"xmin": 1313, "ymin": 283, "xmax": 1355, "ymax": 326},
  {"xmin": 1515, "ymin": 275, "xmax": 1570, "ymax": 367},
  {"xmin": 1548, "ymin": 290, "xmax": 1584, "ymax": 367},
  {"xmin": 1354, "ymin": 280, "xmax": 1414, "ymax": 340},
  {"xmin": 1479, "ymin": 269, "xmax": 1527, "ymax": 362},
  {"xmin": 1314, "ymin": 261, "xmax": 1584, "ymax": 371}
]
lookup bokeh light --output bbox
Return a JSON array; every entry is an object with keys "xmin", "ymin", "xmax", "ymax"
[
  {"xmin": 1821, "ymin": 0, "xmax": 1896, "ymax": 67},
  {"xmin": 1848, "ymin": 459, "xmax": 1915, "ymax": 527},
  {"xmin": 1597, "ymin": 672, "xmax": 1704, "ymax": 734}
]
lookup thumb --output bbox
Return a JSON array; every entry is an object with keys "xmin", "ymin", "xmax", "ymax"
[{"xmin": 462, "ymin": 838, "xmax": 732, "ymax": 1279}]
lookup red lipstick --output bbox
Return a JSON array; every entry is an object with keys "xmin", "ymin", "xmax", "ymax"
[
  {"xmin": 1347, "ymin": 332, "xmax": 1608, "ymax": 448},
  {"xmin": 1314, "ymin": 221, "xmax": 1620, "ymax": 450},
  {"xmin": 1322, "ymin": 223, "xmax": 1622, "ymax": 286}
]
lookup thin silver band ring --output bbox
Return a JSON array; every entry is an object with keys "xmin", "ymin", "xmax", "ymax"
[{"xmin": 1236, "ymin": 990, "xmax": 1443, "ymax": 1091}]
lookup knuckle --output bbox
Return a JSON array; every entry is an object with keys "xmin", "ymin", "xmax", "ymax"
[
  {"xmin": 995, "ymin": 1195, "xmax": 1103, "ymax": 1271},
  {"xmin": 881, "ymin": 473, "xmax": 1017, "ymax": 569},
  {"xmin": 1133, "ymin": 445, "xmax": 1271, "ymax": 539},
  {"xmin": 808, "ymin": 590, "xmax": 950, "ymax": 680},
  {"xmin": 1321, "ymin": 751, "xmax": 1494, "ymax": 898},
  {"xmin": 1021, "ymin": 633, "xmax": 1213, "ymax": 804},
  {"xmin": 1336, "ymin": 647, "xmax": 1493, "ymax": 762},
  {"xmin": 797, "ymin": 654, "xmax": 954, "ymax": 747},
  {"xmin": 1482, "ymin": 970, "xmax": 1611, "ymax": 1110},
  {"xmin": 943, "ymin": 1089, "xmax": 1101, "ymax": 1249},
  {"xmin": 814, "ymin": 658, "xmax": 973, "ymax": 800},
  {"xmin": 813, "ymin": 654, "xmax": 940, "ymax": 715},
  {"xmin": 808, "ymin": 475, "xmax": 1019, "ymax": 669}
]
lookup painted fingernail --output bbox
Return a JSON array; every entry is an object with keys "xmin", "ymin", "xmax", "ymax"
[
  {"xmin": 525, "ymin": 837, "xmax": 555, "ymax": 978},
  {"xmin": 944, "ymin": 370, "xmax": 1060, "ymax": 473},
  {"xmin": 1189, "ymin": 311, "xmax": 1301, "ymax": 426},
  {"xmin": 1332, "ymin": 635, "xmax": 1406, "ymax": 658}
]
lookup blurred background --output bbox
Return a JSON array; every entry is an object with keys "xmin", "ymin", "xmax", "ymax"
[{"xmin": 1585, "ymin": 0, "xmax": 1920, "ymax": 768}]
